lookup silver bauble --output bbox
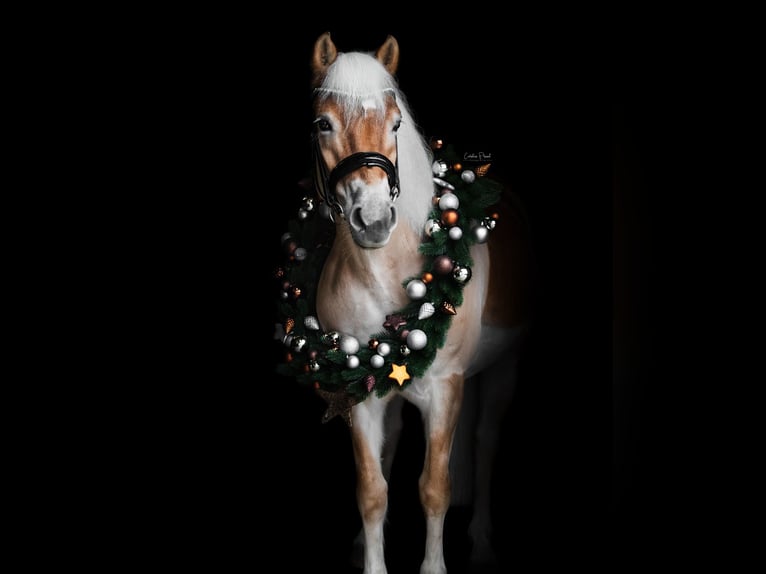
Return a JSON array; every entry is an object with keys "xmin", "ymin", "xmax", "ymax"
[
  {"xmin": 370, "ymin": 354, "xmax": 385, "ymax": 368},
  {"xmin": 376, "ymin": 342, "xmax": 391, "ymax": 357},
  {"xmin": 406, "ymin": 279, "xmax": 427, "ymax": 300},
  {"xmin": 339, "ymin": 335, "xmax": 360, "ymax": 355},
  {"xmin": 453, "ymin": 265, "xmax": 472, "ymax": 284},
  {"xmin": 448, "ymin": 226, "xmax": 463, "ymax": 240},
  {"xmin": 438, "ymin": 192, "xmax": 460, "ymax": 211},
  {"xmin": 406, "ymin": 329, "xmax": 428, "ymax": 350},
  {"xmin": 461, "ymin": 169, "xmax": 476, "ymax": 183},
  {"xmin": 472, "ymin": 224, "xmax": 489, "ymax": 243},
  {"xmin": 346, "ymin": 354, "xmax": 360, "ymax": 369}
]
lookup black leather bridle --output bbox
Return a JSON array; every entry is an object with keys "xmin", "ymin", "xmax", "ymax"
[{"xmin": 311, "ymin": 112, "xmax": 400, "ymax": 218}]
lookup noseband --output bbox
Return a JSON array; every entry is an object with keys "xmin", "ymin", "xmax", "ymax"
[{"xmin": 311, "ymin": 108, "xmax": 400, "ymax": 218}]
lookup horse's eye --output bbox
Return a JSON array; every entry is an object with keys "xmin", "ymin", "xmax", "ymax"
[
  {"xmin": 393, "ymin": 119, "xmax": 402, "ymax": 132},
  {"xmin": 315, "ymin": 118, "xmax": 332, "ymax": 132}
]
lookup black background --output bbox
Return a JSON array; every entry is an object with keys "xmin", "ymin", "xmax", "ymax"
[{"xmin": 124, "ymin": 21, "xmax": 693, "ymax": 573}]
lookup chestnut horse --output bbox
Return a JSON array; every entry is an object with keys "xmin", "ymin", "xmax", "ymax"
[{"xmin": 306, "ymin": 32, "xmax": 531, "ymax": 573}]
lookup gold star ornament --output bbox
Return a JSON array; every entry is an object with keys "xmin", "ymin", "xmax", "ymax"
[{"xmin": 388, "ymin": 363, "xmax": 411, "ymax": 386}]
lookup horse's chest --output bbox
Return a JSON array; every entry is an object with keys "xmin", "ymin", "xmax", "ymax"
[
  {"xmin": 318, "ymin": 282, "xmax": 401, "ymax": 337},
  {"xmin": 317, "ymin": 268, "xmax": 406, "ymax": 339}
]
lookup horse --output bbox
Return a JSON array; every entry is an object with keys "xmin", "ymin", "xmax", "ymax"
[{"xmin": 276, "ymin": 32, "xmax": 532, "ymax": 573}]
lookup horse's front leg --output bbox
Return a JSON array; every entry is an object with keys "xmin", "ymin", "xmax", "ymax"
[
  {"xmin": 419, "ymin": 372, "xmax": 464, "ymax": 574},
  {"xmin": 351, "ymin": 396, "xmax": 390, "ymax": 574}
]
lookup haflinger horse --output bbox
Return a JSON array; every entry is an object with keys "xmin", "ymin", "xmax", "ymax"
[{"xmin": 278, "ymin": 32, "xmax": 532, "ymax": 574}]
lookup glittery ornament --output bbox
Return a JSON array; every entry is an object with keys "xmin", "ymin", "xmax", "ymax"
[
  {"xmin": 304, "ymin": 316, "xmax": 320, "ymax": 330},
  {"xmin": 400, "ymin": 345, "xmax": 411, "ymax": 357},
  {"xmin": 301, "ymin": 197, "xmax": 315, "ymax": 211},
  {"xmin": 291, "ymin": 286, "xmax": 302, "ymax": 299},
  {"xmin": 364, "ymin": 374, "xmax": 376, "ymax": 392},
  {"xmin": 383, "ymin": 314, "xmax": 407, "ymax": 332},
  {"xmin": 308, "ymin": 359, "xmax": 320, "ymax": 372},
  {"xmin": 294, "ymin": 247, "xmax": 308, "ymax": 261},
  {"xmin": 316, "ymin": 388, "xmax": 359, "ymax": 427},
  {"xmin": 482, "ymin": 216, "xmax": 497, "ymax": 230},
  {"xmin": 285, "ymin": 317, "xmax": 295, "ymax": 334},
  {"xmin": 433, "ymin": 177, "xmax": 455, "ymax": 191},
  {"xmin": 476, "ymin": 163, "xmax": 491, "ymax": 177},
  {"xmin": 440, "ymin": 301, "xmax": 457, "ymax": 315},
  {"xmin": 418, "ymin": 302, "xmax": 436, "ymax": 320}
]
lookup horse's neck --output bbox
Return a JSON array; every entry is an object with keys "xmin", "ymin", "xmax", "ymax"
[
  {"xmin": 317, "ymin": 222, "xmax": 423, "ymax": 337},
  {"xmin": 316, "ymin": 121, "xmax": 433, "ymax": 337}
]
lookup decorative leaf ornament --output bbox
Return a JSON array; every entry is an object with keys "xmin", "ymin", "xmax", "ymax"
[{"xmin": 274, "ymin": 142, "xmax": 502, "ymax": 422}]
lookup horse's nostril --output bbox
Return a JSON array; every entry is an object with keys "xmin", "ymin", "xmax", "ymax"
[
  {"xmin": 390, "ymin": 206, "xmax": 397, "ymax": 226},
  {"xmin": 350, "ymin": 206, "xmax": 366, "ymax": 231}
]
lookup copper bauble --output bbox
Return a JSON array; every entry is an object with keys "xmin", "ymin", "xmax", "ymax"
[{"xmin": 433, "ymin": 255, "xmax": 454, "ymax": 275}]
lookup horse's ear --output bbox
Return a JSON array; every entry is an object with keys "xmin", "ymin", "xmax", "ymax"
[
  {"xmin": 311, "ymin": 32, "xmax": 338, "ymax": 87},
  {"xmin": 375, "ymin": 35, "xmax": 399, "ymax": 75}
]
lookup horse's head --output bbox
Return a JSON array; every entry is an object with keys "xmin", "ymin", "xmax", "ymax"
[{"xmin": 311, "ymin": 33, "xmax": 402, "ymax": 249}]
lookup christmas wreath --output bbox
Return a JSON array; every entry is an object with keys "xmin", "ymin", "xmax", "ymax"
[{"xmin": 274, "ymin": 141, "xmax": 502, "ymax": 425}]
